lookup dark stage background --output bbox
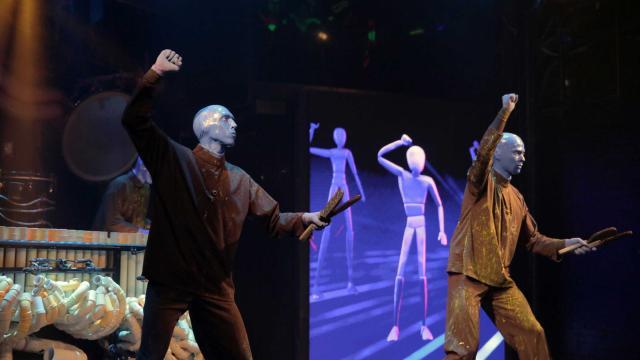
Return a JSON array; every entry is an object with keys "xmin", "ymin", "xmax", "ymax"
[{"xmin": 0, "ymin": 0, "xmax": 638, "ymax": 359}]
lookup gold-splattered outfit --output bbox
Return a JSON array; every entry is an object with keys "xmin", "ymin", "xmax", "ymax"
[{"xmin": 444, "ymin": 108, "xmax": 564, "ymax": 360}]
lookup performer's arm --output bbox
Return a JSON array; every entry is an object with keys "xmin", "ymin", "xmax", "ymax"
[
  {"xmin": 121, "ymin": 50, "xmax": 182, "ymax": 180},
  {"xmin": 427, "ymin": 179, "xmax": 447, "ymax": 245},
  {"xmin": 520, "ymin": 209, "xmax": 566, "ymax": 261},
  {"xmin": 377, "ymin": 134, "xmax": 412, "ymax": 176},
  {"xmin": 467, "ymin": 94, "xmax": 517, "ymax": 194},
  {"xmin": 248, "ymin": 177, "xmax": 326, "ymax": 238}
]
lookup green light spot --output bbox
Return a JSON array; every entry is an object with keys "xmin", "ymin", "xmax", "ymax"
[
  {"xmin": 268, "ymin": 23, "xmax": 277, "ymax": 32},
  {"xmin": 409, "ymin": 28, "xmax": 424, "ymax": 36},
  {"xmin": 368, "ymin": 30, "xmax": 376, "ymax": 42}
]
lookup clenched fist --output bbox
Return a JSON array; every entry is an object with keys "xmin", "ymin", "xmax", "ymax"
[
  {"xmin": 151, "ymin": 49, "xmax": 183, "ymax": 76},
  {"xmin": 501, "ymin": 93, "xmax": 518, "ymax": 112}
]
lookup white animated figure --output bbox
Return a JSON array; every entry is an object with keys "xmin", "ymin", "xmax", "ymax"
[{"xmin": 378, "ymin": 134, "xmax": 447, "ymax": 341}]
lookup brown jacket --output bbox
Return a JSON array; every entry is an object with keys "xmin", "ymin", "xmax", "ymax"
[
  {"xmin": 446, "ymin": 108, "xmax": 564, "ymax": 287},
  {"xmin": 122, "ymin": 70, "xmax": 304, "ymax": 296}
]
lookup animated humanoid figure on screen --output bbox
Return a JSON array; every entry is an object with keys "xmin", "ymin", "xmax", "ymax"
[
  {"xmin": 378, "ymin": 135, "xmax": 447, "ymax": 342},
  {"xmin": 309, "ymin": 123, "xmax": 366, "ymax": 298}
]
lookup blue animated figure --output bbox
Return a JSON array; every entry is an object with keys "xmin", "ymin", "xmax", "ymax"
[
  {"xmin": 310, "ymin": 123, "xmax": 366, "ymax": 299},
  {"xmin": 378, "ymin": 134, "xmax": 447, "ymax": 341}
]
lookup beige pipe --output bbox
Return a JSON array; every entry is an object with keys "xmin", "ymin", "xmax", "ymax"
[
  {"xmin": 11, "ymin": 336, "xmax": 86, "ymax": 359},
  {"xmin": 44, "ymin": 347, "xmax": 88, "ymax": 360},
  {"xmin": 25, "ymin": 248, "xmax": 38, "ymax": 293},
  {"xmin": 13, "ymin": 292, "xmax": 33, "ymax": 340},
  {"xmin": 127, "ymin": 298, "xmax": 144, "ymax": 321},
  {"xmin": 56, "ymin": 285, "xmax": 92, "ymax": 326},
  {"xmin": 172, "ymin": 325, "xmax": 187, "ymax": 341},
  {"xmin": 180, "ymin": 340, "xmax": 201, "ymax": 356},
  {"xmin": 4, "ymin": 248, "xmax": 16, "ymax": 268},
  {"xmin": 102, "ymin": 276, "xmax": 128, "ymax": 335},
  {"xmin": 164, "ymin": 352, "xmax": 178, "ymax": 360},
  {"xmin": 44, "ymin": 280, "xmax": 67, "ymax": 321},
  {"xmin": 169, "ymin": 337, "xmax": 190, "ymax": 360},
  {"xmin": 83, "ymin": 292, "xmax": 114, "ymax": 340},
  {"xmin": 0, "ymin": 284, "xmax": 21, "ymax": 337},
  {"xmin": 42, "ymin": 292, "xmax": 59, "ymax": 325},
  {"xmin": 63, "ymin": 286, "xmax": 105, "ymax": 335},
  {"xmin": 119, "ymin": 252, "xmax": 128, "ymax": 298},
  {"xmin": 29, "ymin": 295, "xmax": 46, "ymax": 333},
  {"xmin": 15, "ymin": 246, "xmax": 27, "ymax": 292},
  {"xmin": 135, "ymin": 253, "xmax": 144, "ymax": 297},
  {"xmin": 62, "ymin": 280, "xmax": 88, "ymax": 309},
  {"xmin": 46, "ymin": 248, "xmax": 58, "ymax": 282},
  {"xmin": 0, "ymin": 276, "xmax": 13, "ymax": 293},
  {"xmin": 0, "ymin": 343, "xmax": 11, "ymax": 360},
  {"xmin": 126, "ymin": 253, "xmax": 136, "ymax": 298},
  {"xmin": 116, "ymin": 312, "xmax": 142, "ymax": 351}
]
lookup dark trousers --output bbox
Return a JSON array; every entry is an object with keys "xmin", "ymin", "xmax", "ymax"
[{"xmin": 137, "ymin": 282, "xmax": 253, "ymax": 360}]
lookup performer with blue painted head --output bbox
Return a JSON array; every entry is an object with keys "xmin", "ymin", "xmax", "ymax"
[
  {"xmin": 444, "ymin": 94, "xmax": 593, "ymax": 359},
  {"xmin": 123, "ymin": 49, "xmax": 328, "ymax": 359}
]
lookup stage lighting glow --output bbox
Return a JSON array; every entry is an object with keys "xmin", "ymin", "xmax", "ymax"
[
  {"xmin": 268, "ymin": 23, "xmax": 277, "ymax": 32},
  {"xmin": 317, "ymin": 31, "xmax": 329, "ymax": 41},
  {"xmin": 368, "ymin": 30, "xmax": 376, "ymax": 42}
]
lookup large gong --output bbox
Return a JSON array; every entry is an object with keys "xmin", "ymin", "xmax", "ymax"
[{"xmin": 63, "ymin": 91, "xmax": 136, "ymax": 181}]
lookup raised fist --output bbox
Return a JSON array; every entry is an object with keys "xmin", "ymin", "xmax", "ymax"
[
  {"xmin": 501, "ymin": 93, "xmax": 518, "ymax": 112},
  {"xmin": 151, "ymin": 49, "xmax": 183, "ymax": 75}
]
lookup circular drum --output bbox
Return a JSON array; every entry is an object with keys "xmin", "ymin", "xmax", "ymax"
[
  {"xmin": 0, "ymin": 171, "xmax": 56, "ymax": 227},
  {"xmin": 63, "ymin": 91, "xmax": 136, "ymax": 182}
]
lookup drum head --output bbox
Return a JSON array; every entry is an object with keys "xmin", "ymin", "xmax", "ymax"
[{"xmin": 63, "ymin": 91, "xmax": 136, "ymax": 181}]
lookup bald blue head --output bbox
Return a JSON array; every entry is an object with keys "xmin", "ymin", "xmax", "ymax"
[
  {"xmin": 493, "ymin": 132, "xmax": 525, "ymax": 180},
  {"xmin": 192, "ymin": 105, "xmax": 237, "ymax": 154}
]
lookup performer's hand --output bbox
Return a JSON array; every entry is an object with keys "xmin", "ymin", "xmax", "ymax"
[
  {"xmin": 401, "ymin": 134, "xmax": 412, "ymax": 146},
  {"xmin": 302, "ymin": 212, "xmax": 329, "ymax": 229},
  {"xmin": 438, "ymin": 231, "xmax": 448, "ymax": 246},
  {"xmin": 564, "ymin": 237, "xmax": 595, "ymax": 255},
  {"xmin": 501, "ymin": 93, "xmax": 518, "ymax": 112},
  {"xmin": 151, "ymin": 49, "xmax": 183, "ymax": 76}
]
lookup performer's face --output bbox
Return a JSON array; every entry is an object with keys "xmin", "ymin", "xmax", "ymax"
[
  {"xmin": 135, "ymin": 157, "xmax": 152, "ymax": 184},
  {"xmin": 206, "ymin": 115, "xmax": 237, "ymax": 147},
  {"xmin": 495, "ymin": 133, "xmax": 525, "ymax": 177},
  {"xmin": 193, "ymin": 105, "xmax": 237, "ymax": 147}
]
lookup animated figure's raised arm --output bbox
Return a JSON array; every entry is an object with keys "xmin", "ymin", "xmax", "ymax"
[
  {"xmin": 346, "ymin": 150, "xmax": 366, "ymax": 202},
  {"xmin": 309, "ymin": 123, "xmax": 332, "ymax": 158},
  {"xmin": 309, "ymin": 122, "xmax": 320, "ymax": 142},
  {"xmin": 377, "ymin": 134, "xmax": 412, "ymax": 176},
  {"xmin": 427, "ymin": 179, "xmax": 447, "ymax": 246}
]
